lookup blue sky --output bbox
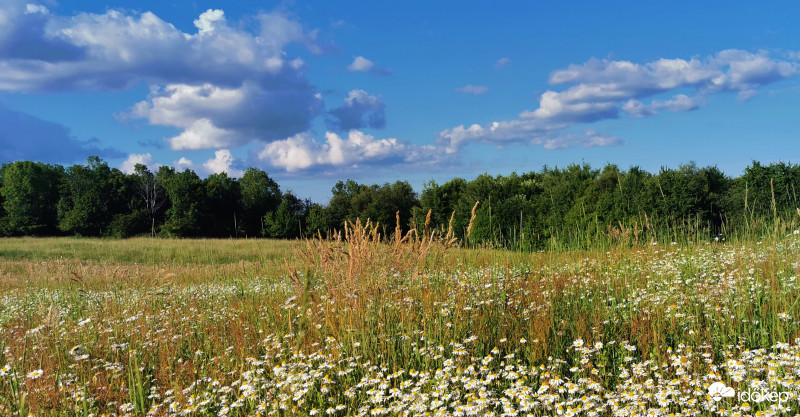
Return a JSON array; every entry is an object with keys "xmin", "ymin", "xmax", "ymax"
[{"xmin": 1, "ymin": 0, "xmax": 799, "ymax": 201}]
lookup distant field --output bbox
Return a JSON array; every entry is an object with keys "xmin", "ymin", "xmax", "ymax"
[
  {"xmin": 2, "ymin": 233, "xmax": 800, "ymax": 416},
  {"xmin": 0, "ymin": 237, "xmax": 296, "ymax": 264},
  {"xmin": 0, "ymin": 237, "xmax": 296, "ymax": 291}
]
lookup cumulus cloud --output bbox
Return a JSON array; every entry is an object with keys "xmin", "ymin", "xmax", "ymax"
[
  {"xmin": 193, "ymin": 9, "xmax": 224, "ymax": 34},
  {"xmin": 0, "ymin": 105, "xmax": 122, "ymax": 163},
  {"xmin": 540, "ymin": 130, "xmax": 625, "ymax": 150},
  {"xmin": 347, "ymin": 56, "xmax": 374, "ymax": 72},
  {"xmin": 438, "ymin": 49, "xmax": 799, "ymax": 153},
  {"xmin": 327, "ymin": 89, "xmax": 385, "ymax": 131},
  {"xmin": 0, "ymin": 1, "xmax": 84, "ymax": 63},
  {"xmin": 546, "ymin": 50, "xmax": 797, "ymax": 106},
  {"xmin": 120, "ymin": 152, "xmax": 155, "ymax": 174},
  {"xmin": 438, "ymin": 118, "xmax": 553, "ymax": 154},
  {"xmin": 494, "ymin": 57, "xmax": 511, "ymax": 69},
  {"xmin": 25, "ymin": 4, "xmax": 49, "ymax": 15},
  {"xmin": 437, "ymin": 117, "xmax": 621, "ymax": 154},
  {"xmin": 346, "ymin": 55, "xmax": 392, "ymax": 76},
  {"xmin": 0, "ymin": 7, "xmax": 321, "ymax": 91},
  {"xmin": 0, "ymin": 5, "xmax": 325, "ymax": 150},
  {"xmin": 455, "ymin": 85, "xmax": 489, "ymax": 95},
  {"xmin": 203, "ymin": 149, "xmax": 243, "ymax": 177},
  {"xmin": 174, "ymin": 157, "xmax": 194, "ymax": 170},
  {"xmin": 257, "ymin": 130, "xmax": 436, "ymax": 173},
  {"xmin": 623, "ymin": 94, "xmax": 702, "ymax": 118},
  {"xmin": 129, "ymin": 81, "xmax": 322, "ymax": 150}
]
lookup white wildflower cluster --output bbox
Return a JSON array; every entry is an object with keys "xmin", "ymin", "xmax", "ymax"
[{"xmin": 3, "ymin": 235, "xmax": 800, "ymax": 415}]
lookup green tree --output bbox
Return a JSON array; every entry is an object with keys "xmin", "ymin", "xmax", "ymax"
[
  {"xmin": 321, "ymin": 180, "xmax": 418, "ymax": 237},
  {"xmin": 202, "ymin": 172, "xmax": 242, "ymax": 237},
  {"xmin": 417, "ymin": 177, "xmax": 472, "ymax": 240},
  {"xmin": 0, "ymin": 173, "xmax": 5, "ymax": 234},
  {"xmin": 133, "ymin": 164, "xmax": 167, "ymax": 237},
  {"xmin": 158, "ymin": 167, "xmax": 203, "ymax": 237},
  {"xmin": 105, "ymin": 167, "xmax": 148, "ymax": 238},
  {"xmin": 57, "ymin": 156, "xmax": 119, "ymax": 236},
  {"xmin": 368, "ymin": 181, "xmax": 418, "ymax": 236},
  {"xmin": 326, "ymin": 179, "xmax": 362, "ymax": 229},
  {"xmin": 239, "ymin": 168, "xmax": 281, "ymax": 237},
  {"xmin": 0, "ymin": 161, "xmax": 64, "ymax": 235},
  {"xmin": 264, "ymin": 191, "xmax": 306, "ymax": 238},
  {"xmin": 617, "ymin": 166, "xmax": 652, "ymax": 218},
  {"xmin": 304, "ymin": 202, "xmax": 329, "ymax": 236}
]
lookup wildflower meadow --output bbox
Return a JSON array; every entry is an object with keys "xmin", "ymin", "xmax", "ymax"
[{"xmin": 3, "ymin": 221, "xmax": 800, "ymax": 416}]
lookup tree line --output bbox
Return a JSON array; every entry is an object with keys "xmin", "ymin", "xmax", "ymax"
[
  {"xmin": 1, "ymin": 157, "xmax": 799, "ymax": 247},
  {"xmin": 0, "ymin": 157, "xmax": 417, "ymax": 240}
]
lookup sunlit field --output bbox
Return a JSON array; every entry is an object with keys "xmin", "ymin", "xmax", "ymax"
[{"xmin": 3, "ymin": 226, "xmax": 800, "ymax": 416}]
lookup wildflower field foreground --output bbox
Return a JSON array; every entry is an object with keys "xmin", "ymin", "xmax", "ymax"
[{"xmin": 3, "ymin": 231, "xmax": 800, "ymax": 417}]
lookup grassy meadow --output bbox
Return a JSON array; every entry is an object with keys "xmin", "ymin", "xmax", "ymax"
[{"xmin": 3, "ymin": 224, "xmax": 800, "ymax": 416}]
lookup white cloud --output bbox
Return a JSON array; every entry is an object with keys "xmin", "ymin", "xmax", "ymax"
[
  {"xmin": 0, "ymin": 7, "xmax": 321, "ymax": 91},
  {"xmin": 258, "ymin": 130, "xmax": 435, "ymax": 173},
  {"xmin": 129, "ymin": 80, "xmax": 322, "ymax": 150},
  {"xmin": 25, "ymin": 4, "xmax": 48, "ymax": 15},
  {"xmin": 623, "ymin": 94, "xmax": 702, "ymax": 118},
  {"xmin": 526, "ymin": 89, "xmax": 618, "ymax": 122},
  {"xmin": 258, "ymin": 12, "xmax": 310, "ymax": 53},
  {"xmin": 347, "ymin": 56, "xmax": 374, "ymax": 72},
  {"xmin": 193, "ymin": 9, "xmax": 224, "ymax": 34},
  {"xmin": 203, "ymin": 149, "xmax": 243, "ymax": 177},
  {"xmin": 174, "ymin": 157, "xmax": 194, "ymax": 170},
  {"xmin": 438, "ymin": 49, "xmax": 799, "ymax": 153},
  {"xmin": 0, "ymin": 0, "xmax": 84, "ymax": 63},
  {"xmin": 167, "ymin": 119, "xmax": 233, "ymax": 150},
  {"xmin": 437, "ymin": 120, "xmax": 623, "ymax": 154},
  {"xmin": 327, "ymin": 89, "xmax": 385, "ymax": 131},
  {"xmin": 541, "ymin": 130, "xmax": 624, "ymax": 150},
  {"xmin": 120, "ymin": 153, "xmax": 154, "ymax": 174},
  {"xmin": 712, "ymin": 49, "xmax": 797, "ymax": 95},
  {"xmin": 546, "ymin": 50, "xmax": 797, "ymax": 106},
  {"xmin": 494, "ymin": 57, "xmax": 511, "ymax": 70},
  {"xmin": 0, "ymin": 6, "xmax": 324, "ymax": 151},
  {"xmin": 345, "ymin": 55, "xmax": 392, "ymax": 76},
  {"xmin": 455, "ymin": 85, "xmax": 489, "ymax": 95}
]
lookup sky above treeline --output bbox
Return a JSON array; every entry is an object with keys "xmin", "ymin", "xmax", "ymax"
[{"xmin": 1, "ymin": 0, "xmax": 799, "ymax": 202}]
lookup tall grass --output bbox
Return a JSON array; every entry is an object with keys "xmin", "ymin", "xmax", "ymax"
[
  {"xmin": 463, "ymin": 207, "xmax": 800, "ymax": 252},
  {"xmin": 2, "ymin": 219, "xmax": 800, "ymax": 415}
]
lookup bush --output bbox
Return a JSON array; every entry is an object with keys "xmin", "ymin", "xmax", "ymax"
[{"xmin": 107, "ymin": 210, "xmax": 149, "ymax": 238}]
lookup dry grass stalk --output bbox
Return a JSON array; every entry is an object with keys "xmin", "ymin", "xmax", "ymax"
[
  {"xmin": 423, "ymin": 209, "xmax": 432, "ymax": 240},
  {"xmin": 466, "ymin": 201, "xmax": 480, "ymax": 241},
  {"xmin": 291, "ymin": 215, "xmax": 460, "ymax": 310}
]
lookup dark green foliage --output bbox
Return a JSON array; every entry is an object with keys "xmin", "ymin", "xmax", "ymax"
[
  {"xmin": 2, "ymin": 158, "xmax": 800, "ymax": 246},
  {"xmin": 107, "ymin": 210, "xmax": 149, "ymax": 238},
  {"xmin": 263, "ymin": 191, "xmax": 306, "ymax": 239},
  {"xmin": 415, "ymin": 161, "xmax": 797, "ymax": 249},
  {"xmin": 239, "ymin": 168, "xmax": 281, "ymax": 237},
  {"xmin": 158, "ymin": 167, "xmax": 204, "ymax": 237},
  {"xmin": 417, "ymin": 178, "xmax": 467, "ymax": 230},
  {"xmin": 0, "ymin": 161, "xmax": 64, "ymax": 235},
  {"xmin": 304, "ymin": 203, "xmax": 329, "ymax": 236},
  {"xmin": 133, "ymin": 164, "xmax": 167, "ymax": 238},
  {"xmin": 202, "ymin": 172, "xmax": 242, "ymax": 237},
  {"xmin": 366, "ymin": 181, "xmax": 418, "ymax": 235},
  {"xmin": 325, "ymin": 179, "xmax": 361, "ymax": 230},
  {"xmin": 57, "ymin": 156, "xmax": 130, "ymax": 236},
  {"xmin": 313, "ymin": 179, "xmax": 418, "ymax": 238}
]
